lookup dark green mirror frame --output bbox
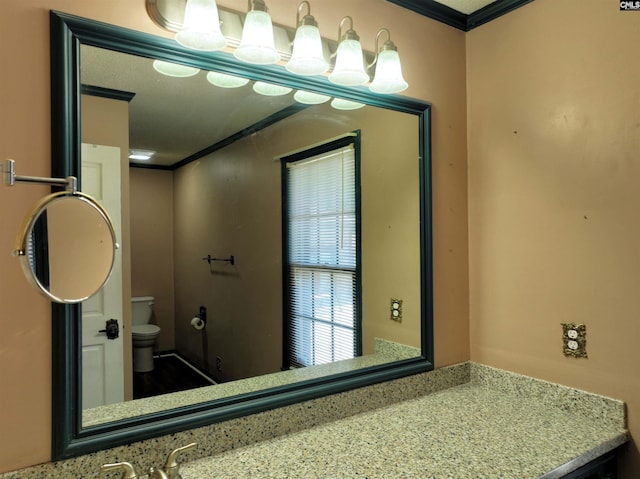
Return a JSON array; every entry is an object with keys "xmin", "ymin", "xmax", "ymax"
[{"xmin": 50, "ymin": 10, "xmax": 434, "ymax": 460}]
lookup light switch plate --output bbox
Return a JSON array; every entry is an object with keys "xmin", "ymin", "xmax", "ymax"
[{"xmin": 561, "ymin": 323, "xmax": 587, "ymax": 358}]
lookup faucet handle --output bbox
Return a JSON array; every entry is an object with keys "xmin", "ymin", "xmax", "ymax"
[
  {"xmin": 100, "ymin": 462, "xmax": 138, "ymax": 479},
  {"xmin": 164, "ymin": 442, "xmax": 197, "ymax": 478},
  {"xmin": 148, "ymin": 466, "xmax": 169, "ymax": 479}
]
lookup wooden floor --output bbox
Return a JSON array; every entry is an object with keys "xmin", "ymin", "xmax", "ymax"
[{"xmin": 133, "ymin": 353, "xmax": 216, "ymax": 399}]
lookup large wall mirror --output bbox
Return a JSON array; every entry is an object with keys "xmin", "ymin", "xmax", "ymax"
[{"xmin": 50, "ymin": 10, "xmax": 433, "ymax": 459}]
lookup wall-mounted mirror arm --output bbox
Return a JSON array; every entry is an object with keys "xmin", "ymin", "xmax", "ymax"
[
  {"xmin": 4, "ymin": 158, "xmax": 118, "ymax": 304},
  {"xmin": 3, "ymin": 159, "xmax": 78, "ymax": 193}
]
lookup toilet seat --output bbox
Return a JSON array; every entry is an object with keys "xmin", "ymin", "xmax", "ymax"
[{"xmin": 132, "ymin": 324, "xmax": 160, "ymax": 337}]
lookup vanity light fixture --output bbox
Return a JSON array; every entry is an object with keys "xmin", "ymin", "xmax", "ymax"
[
  {"xmin": 234, "ymin": 0, "xmax": 280, "ymax": 65},
  {"xmin": 286, "ymin": 2, "xmax": 328, "ymax": 76},
  {"xmin": 328, "ymin": 16, "xmax": 369, "ymax": 87},
  {"xmin": 206, "ymin": 71, "xmax": 250, "ymax": 88},
  {"xmin": 252, "ymin": 81, "xmax": 292, "ymax": 96},
  {"xmin": 368, "ymin": 28, "xmax": 408, "ymax": 94},
  {"xmin": 152, "ymin": 59, "xmax": 199, "ymax": 77},
  {"xmin": 146, "ymin": 0, "xmax": 409, "ymax": 95},
  {"xmin": 175, "ymin": 0, "xmax": 227, "ymax": 51}
]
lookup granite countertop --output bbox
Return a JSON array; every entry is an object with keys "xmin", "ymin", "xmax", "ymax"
[
  {"xmin": 0, "ymin": 362, "xmax": 628, "ymax": 479},
  {"xmin": 181, "ymin": 364, "xmax": 628, "ymax": 479}
]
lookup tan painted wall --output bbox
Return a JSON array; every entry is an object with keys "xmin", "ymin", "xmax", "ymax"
[
  {"xmin": 130, "ymin": 168, "xmax": 175, "ymax": 352},
  {"xmin": 0, "ymin": 0, "xmax": 468, "ymax": 472},
  {"xmin": 467, "ymin": 0, "xmax": 640, "ymax": 475}
]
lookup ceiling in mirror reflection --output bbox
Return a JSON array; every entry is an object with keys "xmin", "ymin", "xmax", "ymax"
[
  {"xmin": 81, "ymin": 45, "xmax": 370, "ymax": 168},
  {"xmin": 81, "ymin": 45, "xmax": 308, "ymax": 167}
]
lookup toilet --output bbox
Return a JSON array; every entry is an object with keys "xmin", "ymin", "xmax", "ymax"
[{"xmin": 131, "ymin": 296, "xmax": 161, "ymax": 372}]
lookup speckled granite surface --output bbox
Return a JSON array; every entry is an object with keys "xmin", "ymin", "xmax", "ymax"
[
  {"xmin": 0, "ymin": 363, "xmax": 627, "ymax": 479},
  {"xmin": 182, "ymin": 382, "xmax": 626, "ymax": 479},
  {"xmin": 83, "ymin": 338, "xmax": 421, "ymax": 427},
  {"xmin": 175, "ymin": 363, "xmax": 627, "ymax": 479}
]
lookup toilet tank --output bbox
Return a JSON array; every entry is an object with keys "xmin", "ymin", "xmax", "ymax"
[{"xmin": 131, "ymin": 296, "xmax": 154, "ymax": 325}]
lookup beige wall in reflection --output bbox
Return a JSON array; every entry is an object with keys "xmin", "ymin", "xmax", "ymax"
[
  {"xmin": 46, "ymin": 198, "xmax": 114, "ymax": 300},
  {"xmin": 129, "ymin": 168, "xmax": 175, "ymax": 352},
  {"xmin": 127, "ymin": 106, "xmax": 420, "ymax": 383},
  {"xmin": 169, "ymin": 104, "xmax": 420, "ymax": 382}
]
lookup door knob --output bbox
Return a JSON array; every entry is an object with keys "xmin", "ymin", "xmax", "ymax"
[{"xmin": 98, "ymin": 318, "xmax": 120, "ymax": 339}]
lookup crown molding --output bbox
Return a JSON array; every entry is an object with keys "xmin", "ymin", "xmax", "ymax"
[{"xmin": 386, "ymin": 0, "xmax": 535, "ymax": 31}]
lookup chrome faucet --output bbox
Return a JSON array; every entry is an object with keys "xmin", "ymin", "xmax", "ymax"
[{"xmin": 100, "ymin": 462, "xmax": 138, "ymax": 479}]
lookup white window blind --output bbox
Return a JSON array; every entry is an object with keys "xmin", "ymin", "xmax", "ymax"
[{"xmin": 285, "ymin": 145, "xmax": 358, "ymax": 368}]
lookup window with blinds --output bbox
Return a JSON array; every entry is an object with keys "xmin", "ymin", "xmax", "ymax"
[{"xmin": 282, "ymin": 135, "xmax": 361, "ymax": 369}]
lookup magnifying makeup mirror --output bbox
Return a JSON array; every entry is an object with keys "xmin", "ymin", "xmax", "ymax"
[
  {"xmin": 14, "ymin": 191, "xmax": 118, "ymax": 303},
  {"xmin": 4, "ymin": 159, "xmax": 119, "ymax": 303}
]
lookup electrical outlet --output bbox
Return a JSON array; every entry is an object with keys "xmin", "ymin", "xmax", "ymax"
[
  {"xmin": 216, "ymin": 356, "xmax": 222, "ymax": 372},
  {"xmin": 390, "ymin": 298, "xmax": 402, "ymax": 322},
  {"xmin": 561, "ymin": 323, "xmax": 587, "ymax": 358}
]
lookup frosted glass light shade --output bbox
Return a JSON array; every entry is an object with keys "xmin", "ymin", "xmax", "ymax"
[
  {"xmin": 152, "ymin": 60, "xmax": 200, "ymax": 77},
  {"xmin": 286, "ymin": 25, "xmax": 328, "ymax": 76},
  {"xmin": 328, "ymin": 39, "xmax": 369, "ymax": 86},
  {"xmin": 369, "ymin": 49, "xmax": 408, "ymax": 94},
  {"xmin": 253, "ymin": 81, "xmax": 292, "ymax": 96},
  {"xmin": 234, "ymin": 11, "xmax": 280, "ymax": 65},
  {"xmin": 175, "ymin": 0, "xmax": 227, "ymax": 51},
  {"xmin": 294, "ymin": 90, "xmax": 331, "ymax": 105},
  {"xmin": 206, "ymin": 71, "xmax": 250, "ymax": 88},
  {"xmin": 330, "ymin": 98, "xmax": 365, "ymax": 110}
]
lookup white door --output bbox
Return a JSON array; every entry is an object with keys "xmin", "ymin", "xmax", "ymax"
[{"xmin": 81, "ymin": 143, "xmax": 125, "ymax": 409}]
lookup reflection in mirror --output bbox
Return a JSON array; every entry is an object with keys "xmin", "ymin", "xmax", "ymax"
[
  {"xmin": 51, "ymin": 11, "xmax": 432, "ymax": 460},
  {"xmin": 79, "ymin": 44, "xmax": 422, "ymax": 425},
  {"xmin": 15, "ymin": 192, "xmax": 117, "ymax": 303}
]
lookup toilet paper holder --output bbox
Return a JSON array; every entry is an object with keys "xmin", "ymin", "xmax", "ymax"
[{"xmin": 190, "ymin": 305, "xmax": 207, "ymax": 331}]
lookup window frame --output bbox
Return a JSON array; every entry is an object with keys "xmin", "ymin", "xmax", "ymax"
[{"xmin": 281, "ymin": 132, "xmax": 362, "ymax": 370}]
